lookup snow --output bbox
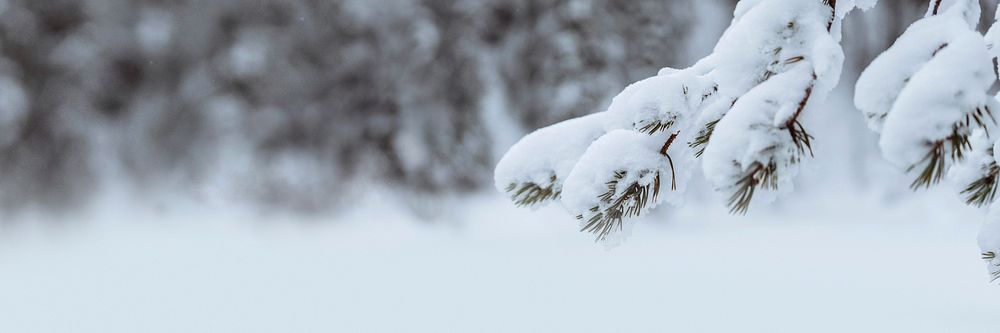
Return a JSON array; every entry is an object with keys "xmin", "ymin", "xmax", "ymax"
[
  {"xmin": 878, "ymin": 31, "xmax": 994, "ymax": 169},
  {"xmin": 704, "ymin": 0, "xmax": 839, "ymax": 96},
  {"xmin": 496, "ymin": 0, "xmax": 858, "ymax": 237},
  {"xmin": 696, "ymin": 0, "xmax": 844, "ymax": 207},
  {"xmin": 853, "ymin": 7, "xmax": 977, "ymax": 132},
  {"xmin": 0, "ymin": 190, "xmax": 997, "ymax": 333},
  {"xmin": 853, "ymin": 0, "xmax": 1000, "ymax": 282},
  {"xmin": 948, "ymin": 128, "xmax": 996, "ymax": 194},
  {"xmin": 702, "ymin": 65, "xmax": 815, "ymax": 201},
  {"xmin": 987, "ymin": 6, "xmax": 1000, "ymax": 76},
  {"xmin": 560, "ymin": 129, "xmax": 675, "ymax": 234},
  {"xmin": 837, "ymin": 0, "xmax": 879, "ymax": 17},
  {"xmin": 493, "ymin": 112, "xmax": 609, "ymax": 204},
  {"xmin": 605, "ymin": 71, "xmax": 712, "ymax": 133},
  {"xmin": 829, "ymin": 0, "xmax": 879, "ymax": 40},
  {"xmin": 857, "ymin": 0, "xmax": 999, "ymax": 192},
  {"xmin": 926, "ymin": 0, "xmax": 981, "ymax": 24},
  {"xmin": 987, "ymin": 6, "xmax": 1000, "ymax": 56},
  {"xmin": 495, "ymin": 70, "xmax": 711, "ymax": 209},
  {"xmin": 6, "ymin": 3, "xmax": 1000, "ymax": 331}
]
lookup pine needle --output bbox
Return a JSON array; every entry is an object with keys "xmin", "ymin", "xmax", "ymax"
[
  {"xmin": 728, "ymin": 162, "xmax": 778, "ymax": 215},
  {"xmin": 909, "ymin": 142, "xmax": 947, "ymax": 190},
  {"xmin": 579, "ymin": 170, "xmax": 662, "ymax": 242},
  {"xmin": 689, "ymin": 119, "xmax": 719, "ymax": 158},
  {"xmin": 909, "ymin": 126, "xmax": 971, "ymax": 190},
  {"xmin": 964, "ymin": 106, "xmax": 995, "ymax": 136},
  {"xmin": 505, "ymin": 175, "xmax": 560, "ymax": 207},
  {"xmin": 962, "ymin": 162, "xmax": 1000, "ymax": 208},
  {"xmin": 787, "ymin": 119, "xmax": 814, "ymax": 158},
  {"xmin": 638, "ymin": 119, "xmax": 675, "ymax": 135}
]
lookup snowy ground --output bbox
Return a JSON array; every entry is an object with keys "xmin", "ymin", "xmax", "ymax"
[{"xmin": 0, "ymin": 189, "xmax": 997, "ymax": 333}]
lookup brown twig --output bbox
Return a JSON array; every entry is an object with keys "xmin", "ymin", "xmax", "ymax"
[
  {"xmin": 659, "ymin": 131, "xmax": 680, "ymax": 190},
  {"xmin": 659, "ymin": 131, "xmax": 680, "ymax": 156},
  {"xmin": 788, "ymin": 73, "xmax": 817, "ymax": 128},
  {"xmin": 931, "ymin": 0, "xmax": 943, "ymax": 15},
  {"xmin": 784, "ymin": 72, "xmax": 818, "ymax": 157}
]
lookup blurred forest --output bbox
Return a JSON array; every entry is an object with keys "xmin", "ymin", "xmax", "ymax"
[{"xmin": 0, "ymin": 0, "xmax": 986, "ymax": 213}]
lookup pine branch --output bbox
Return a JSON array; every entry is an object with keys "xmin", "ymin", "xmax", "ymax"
[
  {"xmin": 576, "ymin": 131, "xmax": 683, "ymax": 241},
  {"xmin": 909, "ymin": 142, "xmax": 947, "ymax": 190},
  {"xmin": 690, "ymin": 119, "xmax": 719, "ymax": 158},
  {"xmin": 784, "ymin": 72, "xmax": 818, "ymax": 158},
  {"xmin": 724, "ymin": 70, "xmax": 816, "ymax": 215},
  {"xmin": 962, "ymin": 162, "xmax": 1000, "ymax": 207},
  {"xmin": 909, "ymin": 126, "xmax": 972, "ymax": 190},
  {"xmin": 505, "ymin": 175, "xmax": 560, "ymax": 207},
  {"xmin": 787, "ymin": 119, "xmax": 815, "ymax": 158},
  {"xmin": 578, "ymin": 170, "xmax": 662, "ymax": 242},
  {"xmin": 728, "ymin": 161, "xmax": 779, "ymax": 215},
  {"xmin": 910, "ymin": 104, "xmax": 996, "ymax": 190},
  {"xmin": 638, "ymin": 119, "xmax": 675, "ymax": 135}
]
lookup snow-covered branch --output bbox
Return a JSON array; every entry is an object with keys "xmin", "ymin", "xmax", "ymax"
[
  {"xmin": 497, "ymin": 0, "xmax": 877, "ymax": 244},
  {"xmin": 856, "ymin": 0, "xmax": 1000, "ymax": 281}
]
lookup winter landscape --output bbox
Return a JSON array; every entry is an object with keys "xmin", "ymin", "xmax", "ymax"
[{"xmin": 1, "ymin": 0, "xmax": 1000, "ymax": 332}]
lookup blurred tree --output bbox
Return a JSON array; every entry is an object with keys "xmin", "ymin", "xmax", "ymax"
[{"xmin": 0, "ymin": 0, "xmax": 953, "ymax": 214}]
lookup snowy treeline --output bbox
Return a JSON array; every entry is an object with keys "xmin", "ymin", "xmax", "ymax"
[
  {"xmin": 0, "ymin": 0, "xmax": 967, "ymax": 214},
  {"xmin": 0, "ymin": 0, "xmax": 731, "ymax": 212}
]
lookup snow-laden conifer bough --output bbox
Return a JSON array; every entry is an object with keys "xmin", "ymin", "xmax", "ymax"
[
  {"xmin": 495, "ymin": 0, "xmax": 876, "ymax": 245},
  {"xmin": 857, "ymin": 0, "xmax": 1000, "ymax": 281},
  {"xmin": 496, "ymin": 0, "xmax": 1000, "ymax": 281}
]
